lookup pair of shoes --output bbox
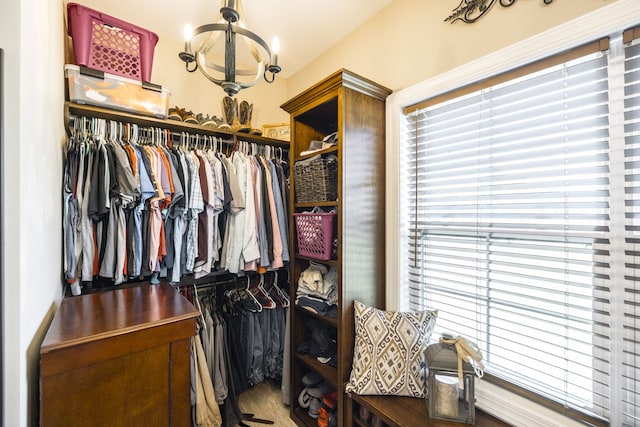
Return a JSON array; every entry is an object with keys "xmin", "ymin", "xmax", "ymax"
[
  {"xmin": 322, "ymin": 390, "xmax": 337, "ymax": 410},
  {"xmin": 167, "ymin": 106, "xmax": 198, "ymax": 124},
  {"xmin": 308, "ymin": 397, "xmax": 322, "ymax": 419},
  {"xmin": 298, "ymin": 388, "xmax": 312, "ymax": 409},
  {"xmin": 317, "ymin": 407, "xmax": 330, "ymax": 427},
  {"xmin": 317, "ymin": 404, "xmax": 337, "ymax": 427},
  {"xmin": 168, "ymin": 106, "xmax": 184, "ymax": 121},
  {"xmin": 182, "ymin": 110, "xmax": 198, "ymax": 124},
  {"xmin": 196, "ymin": 113, "xmax": 221, "ymax": 128}
]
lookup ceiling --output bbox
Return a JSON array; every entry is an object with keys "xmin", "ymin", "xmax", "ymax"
[{"xmin": 73, "ymin": 0, "xmax": 394, "ymax": 78}]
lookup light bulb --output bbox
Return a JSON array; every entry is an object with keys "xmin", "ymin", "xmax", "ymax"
[
  {"xmin": 271, "ymin": 37, "xmax": 280, "ymax": 67},
  {"xmin": 183, "ymin": 24, "xmax": 193, "ymax": 41}
]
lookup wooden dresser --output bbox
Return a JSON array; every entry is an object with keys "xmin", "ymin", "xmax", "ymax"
[{"xmin": 40, "ymin": 283, "xmax": 199, "ymax": 427}]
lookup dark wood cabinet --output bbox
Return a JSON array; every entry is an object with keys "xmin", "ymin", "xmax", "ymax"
[
  {"xmin": 281, "ymin": 69, "xmax": 391, "ymax": 426},
  {"xmin": 40, "ymin": 283, "xmax": 199, "ymax": 427}
]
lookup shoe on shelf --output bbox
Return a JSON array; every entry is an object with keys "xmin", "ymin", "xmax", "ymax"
[
  {"xmin": 298, "ymin": 388, "xmax": 311, "ymax": 409},
  {"xmin": 222, "ymin": 96, "xmax": 236, "ymax": 126},
  {"xmin": 238, "ymin": 100, "xmax": 253, "ymax": 133},
  {"xmin": 322, "ymin": 390, "xmax": 337, "ymax": 410},
  {"xmin": 168, "ymin": 106, "xmax": 183, "ymax": 121},
  {"xmin": 197, "ymin": 113, "xmax": 218, "ymax": 128},
  {"xmin": 212, "ymin": 115, "xmax": 224, "ymax": 127},
  {"xmin": 182, "ymin": 110, "xmax": 198, "ymax": 124},
  {"xmin": 317, "ymin": 407, "xmax": 330, "ymax": 427},
  {"xmin": 308, "ymin": 397, "xmax": 322, "ymax": 419}
]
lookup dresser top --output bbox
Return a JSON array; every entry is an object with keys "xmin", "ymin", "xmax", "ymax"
[{"xmin": 41, "ymin": 283, "xmax": 199, "ymax": 353}]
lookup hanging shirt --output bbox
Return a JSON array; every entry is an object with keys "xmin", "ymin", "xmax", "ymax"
[
  {"xmin": 186, "ymin": 151, "xmax": 204, "ymax": 272},
  {"xmin": 239, "ymin": 153, "xmax": 260, "ymax": 271},
  {"xmin": 261, "ymin": 157, "xmax": 283, "ymax": 269},
  {"xmin": 269, "ymin": 159, "xmax": 290, "ymax": 263},
  {"xmin": 131, "ymin": 145, "xmax": 155, "ymax": 277}
]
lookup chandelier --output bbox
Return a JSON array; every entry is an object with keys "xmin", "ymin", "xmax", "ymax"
[{"xmin": 178, "ymin": 0, "xmax": 281, "ymax": 96}]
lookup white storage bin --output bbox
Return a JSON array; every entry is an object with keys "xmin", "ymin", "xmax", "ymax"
[{"xmin": 65, "ymin": 64, "xmax": 171, "ymax": 118}]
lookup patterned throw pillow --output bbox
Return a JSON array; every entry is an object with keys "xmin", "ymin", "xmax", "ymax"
[{"xmin": 345, "ymin": 301, "xmax": 437, "ymax": 398}]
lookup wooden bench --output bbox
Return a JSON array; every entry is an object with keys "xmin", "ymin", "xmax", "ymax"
[{"xmin": 348, "ymin": 393, "xmax": 511, "ymax": 427}]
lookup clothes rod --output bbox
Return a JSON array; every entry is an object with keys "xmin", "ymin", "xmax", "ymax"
[{"xmin": 64, "ymin": 102, "xmax": 290, "ymax": 149}]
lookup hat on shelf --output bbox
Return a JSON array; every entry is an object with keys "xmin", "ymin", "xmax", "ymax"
[
  {"xmin": 302, "ymin": 370, "xmax": 323, "ymax": 387},
  {"xmin": 300, "ymin": 131, "xmax": 338, "ymax": 156}
]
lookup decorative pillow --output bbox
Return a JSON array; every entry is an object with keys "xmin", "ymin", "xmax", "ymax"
[{"xmin": 345, "ymin": 300, "xmax": 437, "ymax": 398}]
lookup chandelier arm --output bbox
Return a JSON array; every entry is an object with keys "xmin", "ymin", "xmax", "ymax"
[
  {"xmin": 191, "ymin": 23, "xmax": 229, "ymax": 40},
  {"xmin": 191, "ymin": 23, "xmax": 273, "ymax": 68},
  {"xmin": 190, "ymin": 22, "xmax": 227, "ymax": 65},
  {"xmin": 192, "ymin": 13, "xmax": 226, "ymax": 54},
  {"xmin": 234, "ymin": 1, "xmax": 264, "ymax": 63},
  {"xmin": 202, "ymin": 59, "xmax": 266, "ymax": 76},
  {"xmin": 195, "ymin": 52, "xmax": 264, "ymax": 90},
  {"xmin": 264, "ymin": 69, "xmax": 276, "ymax": 83},
  {"xmin": 234, "ymin": 26, "xmax": 272, "ymax": 59},
  {"xmin": 186, "ymin": 61, "xmax": 198, "ymax": 73}
]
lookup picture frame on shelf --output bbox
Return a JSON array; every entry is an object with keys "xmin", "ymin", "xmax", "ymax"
[{"xmin": 262, "ymin": 122, "xmax": 290, "ymax": 141}]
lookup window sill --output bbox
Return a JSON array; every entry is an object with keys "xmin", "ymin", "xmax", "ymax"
[{"xmin": 476, "ymin": 380, "xmax": 585, "ymax": 427}]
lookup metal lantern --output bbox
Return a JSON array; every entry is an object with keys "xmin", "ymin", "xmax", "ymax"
[{"xmin": 425, "ymin": 336, "xmax": 477, "ymax": 424}]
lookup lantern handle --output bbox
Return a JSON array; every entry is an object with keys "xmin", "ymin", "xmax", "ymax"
[{"xmin": 440, "ymin": 335, "xmax": 485, "ymax": 386}]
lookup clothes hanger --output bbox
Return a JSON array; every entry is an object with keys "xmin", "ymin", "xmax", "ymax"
[
  {"xmin": 192, "ymin": 283, "xmax": 206, "ymax": 331},
  {"xmin": 273, "ymin": 270, "xmax": 290, "ymax": 307},
  {"xmin": 265, "ymin": 271, "xmax": 287, "ymax": 308},
  {"xmin": 244, "ymin": 275, "xmax": 263, "ymax": 312},
  {"xmin": 256, "ymin": 274, "xmax": 276, "ymax": 309}
]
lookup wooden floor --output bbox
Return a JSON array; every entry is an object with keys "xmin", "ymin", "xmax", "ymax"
[{"xmin": 237, "ymin": 380, "xmax": 298, "ymax": 427}]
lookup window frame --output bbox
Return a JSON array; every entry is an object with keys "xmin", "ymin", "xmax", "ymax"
[{"xmin": 385, "ymin": 1, "xmax": 640, "ymax": 425}]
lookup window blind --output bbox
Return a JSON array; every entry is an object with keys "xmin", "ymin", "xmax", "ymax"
[
  {"xmin": 401, "ymin": 45, "xmax": 617, "ymax": 421},
  {"xmin": 623, "ymin": 35, "xmax": 640, "ymax": 426}
]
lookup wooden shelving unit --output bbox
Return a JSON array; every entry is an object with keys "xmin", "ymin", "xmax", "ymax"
[{"xmin": 281, "ymin": 69, "xmax": 391, "ymax": 426}]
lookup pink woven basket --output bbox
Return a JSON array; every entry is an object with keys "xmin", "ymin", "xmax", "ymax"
[
  {"xmin": 294, "ymin": 212, "xmax": 336, "ymax": 260},
  {"xmin": 67, "ymin": 3, "xmax": 159, "ymax": 82}
]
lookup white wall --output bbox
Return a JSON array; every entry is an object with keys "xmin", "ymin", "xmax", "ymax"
[{"xmin": 1, "ymin": 0, "xmax": 65, "ymax": 425}]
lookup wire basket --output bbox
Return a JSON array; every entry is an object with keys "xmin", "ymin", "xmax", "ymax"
[
  {"xmin": 294, "ymin": 155, "xmax": 338, "ymax": 204},
  {"xmin": 294, "ymin": 211, "xmax": 337, "ymax": 260}
]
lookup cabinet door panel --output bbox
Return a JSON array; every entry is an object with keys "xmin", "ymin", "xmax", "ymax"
[{"xmin": 41, "ymin": 344, "xmax": 169, "ymax": 427}]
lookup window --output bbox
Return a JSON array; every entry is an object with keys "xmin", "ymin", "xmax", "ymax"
[{"xmin": 396, "ymin": 31, "xmax": 640, "ymax": 425}]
